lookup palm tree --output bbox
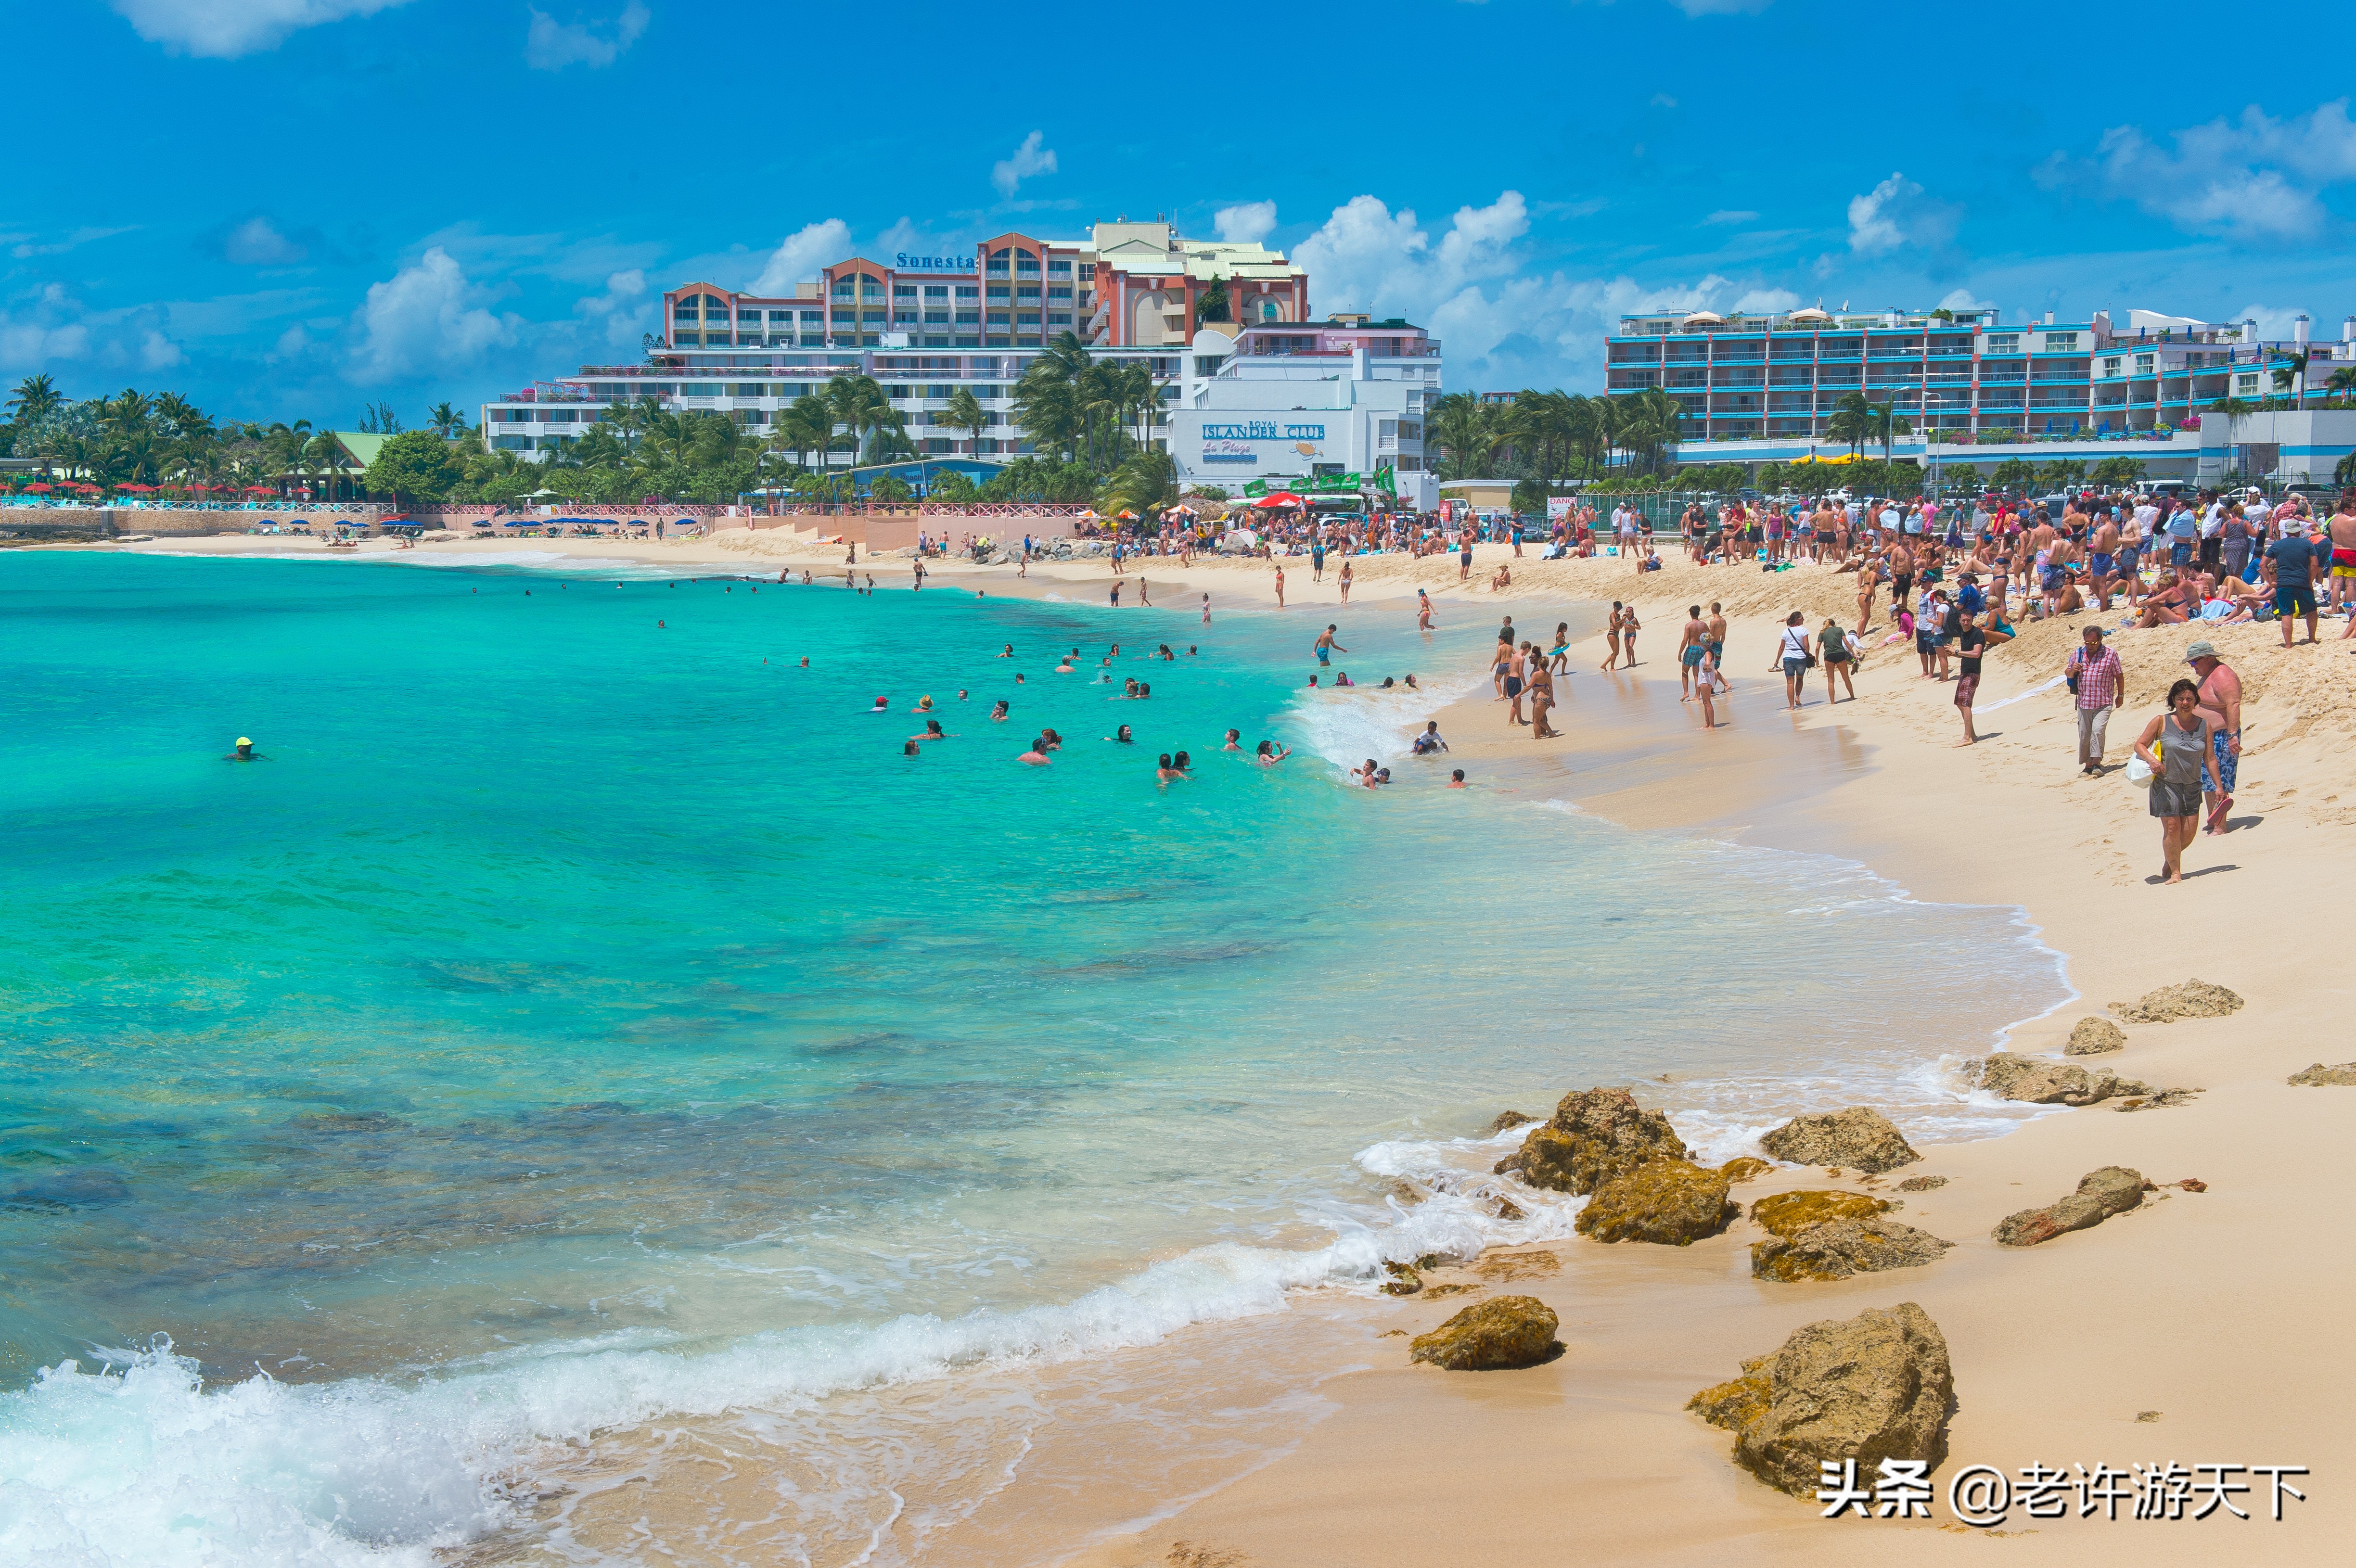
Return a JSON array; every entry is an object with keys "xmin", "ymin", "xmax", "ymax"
[
  {"xmin": 1825, "ymin": 391, "xmax": 1872, "ymax": 458},
  {"xmin": 2270, "ymin": 352, "xmax": 2311, "ymax": 409},
  {"xmin": 775, "ymin": 393, "xmax": 836, "ymax": 471},
  {"xmin": 6, "ymin": 373, "xmax": 62, "ymax": 427},
  {"xmin": 305, "ymin": 431, "xmax": 356, "ymax": 501},
  {"xmin": 825, "ymin": 373, "xmax": 895, "ymax": 470},
  {"xmin": 427, "ymin": 401, "xmax": 467, "ymax": 439},
  {"xmin": 1866, "ymin": 398, "xmax": 1910, "ymax": 466},
  {"xmin": 942, "ymin": 387, "xmax": 988, "ymax": 459},
  {"xmin": 1427, "ymin": 393, "xmax": 1490, "ymax": 481},
  {"xmin": 2329, "ymin": 365, "xmax": 2356, "ymax": 407},
  {"xmin": 1101, "ymin": 446, "xmax": 1178, "ymax": 519}
]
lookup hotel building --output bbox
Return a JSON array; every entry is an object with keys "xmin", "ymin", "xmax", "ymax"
[{"xmin": 479, "ymin": 218, "xmax": 1442, "ymax": 502}]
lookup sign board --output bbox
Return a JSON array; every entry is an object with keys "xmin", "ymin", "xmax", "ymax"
[
  {"xmin": 895, "ymin": 253, "xmax": 977, "ymax": 273},
  {"xmin": 1547, "ymin": 496, "xmax": 1575, "ymax": 522}
]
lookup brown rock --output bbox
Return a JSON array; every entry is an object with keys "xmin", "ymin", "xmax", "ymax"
[
  {"xmin": 1895, "ymin": 1175, "xmax": 1947, "ymax": 1192},
  {"xmin": 1695, "ymin": 1302, "xmax": 1954, "ymax": 1498},
  {"xmin": 1687, "ymin": 1357, "xmax": 1771, "ymax": 1432},
  {"xmin": 1493, "ymin": 1196, "xmax": 1527, "ymax": 1221},
  {"xmin": 2112, "ymin": 979, "xmax": 2243, "ymax": 1024},
  {"xmin": 1380, "ymin": 1261, "xmax": 1421, "ymax": 1296},
  {"xmin": 1751, "ymin": 1218, "xmax": 1954, "ymax": 1282},
  {"xmin": 1486, "ymin": 1109, "xmax": 1537, "ymax": 1134},
  {"xmin": 1757, "ymin": 1108, "xmax": 1921, "ymax": 1173},
  {"xmin": 1719, "ymin": 1156, "xmax": 1773, "ymax": 1185},
  {"xmin": 1492, "ymin": 1087, "xmax": 1688, "ymax": 1194},
  {"xmin": 2064, "ymin": 1017, "xmax": 2127, "ymax": 1055},
  {"xmin": 1749, "ymin": 1189, "xmax": 1889, "ymax": 1237},
  {"xmin": 1408, "ymin": 1294, "xmax": 1562, "ymax": 1370},
  {"xmin": 2113, "ymin": 1088, "xmax": 2202, "ymax": 1111},
  {"xmin": 1970, "ymin": 1051, "xmax": 2155, "ymax": 1106},
  {"xmin": 2289, "ymin": 1062, "xmax": 2356, "ymax": 1087},
  {"xmin": 1575, "ymin": 1160, "xmax": 1736, "ymax": 1245},
  {"xmin": 2175, "ymin": 1178, "xmax": 2207, "ymax": 1192},
  {"xmin": 1993, "ymin": 1166, "xmax": 2148, "ymax": 1247}
]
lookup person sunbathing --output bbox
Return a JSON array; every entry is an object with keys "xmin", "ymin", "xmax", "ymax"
[{"xmin": 2135, "ymin": 573, "xmax": 2191, "ymax": 626}]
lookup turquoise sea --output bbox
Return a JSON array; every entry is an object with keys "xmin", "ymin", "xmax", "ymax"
[{"xmin": 0, "ymin": 551, "xmax": 2069, "ymax": 1565}]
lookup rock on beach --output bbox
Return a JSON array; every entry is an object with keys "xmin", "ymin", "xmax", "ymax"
[
  {"xmin": 1969, "ymin": 1052, "xmax": 2154, "ymax": 1106},
  {"xmin": 1574, "ymin": 1159, "xmax": 1736, "ymax": 1245},
  {"xmin": 1494, "ymin": 1087, "xmax": 1688, "ymax": 1195},
  {"xmin": 1408, "ymin": 1295, "xmax": 1562, "ymax": 1371},
  {"xmin": 2288, "ymin": 1062, "xmax": 2356, "ymax": 1087},
  {"xmin": 1689, "ymin": 1302, "xmax": 1954, "ymax": 1498},
  {"xmin": 2064, "ymin": 1017, "xmax": 2127, "ymax": 1055},
  {"xmin": 1756, "ymin": 1108, "xmax": 1920, "ymax": 1173},
  {"xmin": 1752, "ymin": 1218, "xmax": 1954, "ymax": 1283},
  {"xmin": 2112, "ymin": 979, "xmax": 2243, "ymax": 1024},
  {"xmin": 1993, "ymin": 1166, "xmax": 2149, "ymax": 1247}
]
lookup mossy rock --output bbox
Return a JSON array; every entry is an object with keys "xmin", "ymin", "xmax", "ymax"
[
  {"xmin": 1719, "ymin": 1156, "xmax": 1773, "ymax": 1185},
  {"xmin": 1408, "ymin": 1294, "xmax": 1562, "ymax": 1371},
  {"xmin": 1575, "ymin": 1159, "xmax": 1735, "ymax": 1246},
  {"xmin": 1749, "ymin": 1190, "xmax": 1889, "ymax": 1239},
  {"xmin": 1688, "ymin": 1357, "xmax": 1771, "ymax": 1432},
  {"xmin": 2064, "ymin": 1017, "xmax": 2126, "ymax": 1055},
  {"xmin": 1750, "ymin": 1218, "xmax": 1954, "ymax": 1282}
]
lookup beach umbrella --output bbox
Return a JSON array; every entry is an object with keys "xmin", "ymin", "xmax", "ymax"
[
  {"xmin": 1116, "ymin": 509, "xmax": 1138, "ymax": 520},
  {"xmin": 1252, "ymin": 492, "xmax": 1305, "ymax": 508},
  {"xmin": 116, "ymin": 483, "xmax": 155, "ymax": 493},
  {"xmin": 22, "ymin": 483, "xmax": 51, "ymax": 493}
]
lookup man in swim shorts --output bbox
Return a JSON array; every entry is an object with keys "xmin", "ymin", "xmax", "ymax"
[
  {"xmin": 1677, "ymin": 605, "xmax": 1706, "ymax": 700},
  {"xmin": 1314, "ymin": 624, "xmax": 1346, "ymax": 665}
]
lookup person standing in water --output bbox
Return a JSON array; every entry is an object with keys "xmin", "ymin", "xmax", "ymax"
[
  {"xmin": 1416, "ymin": 589, "xmax": 1434, "ymax": 631},
  {"xmin": 223, "ymin": 736, "xmax": 264, "ymax": 761}
]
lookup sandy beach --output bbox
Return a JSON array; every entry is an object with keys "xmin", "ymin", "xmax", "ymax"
[{"xmin": 81, "ymin": 531, "xmax": 2356, "ymax": 1564}]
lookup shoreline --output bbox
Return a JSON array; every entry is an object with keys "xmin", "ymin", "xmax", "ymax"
[
  {"xmin": 27, "ymin": 543, "xmax": 2356, "ymax": 1563},
  {"xmin": 1049, "ymin": 561, "xmax": 2356, "ymax": 1565}
]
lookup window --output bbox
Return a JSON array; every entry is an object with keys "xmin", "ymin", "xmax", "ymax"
[
  {"xmin": 1395, "ymin": 454, "xmax": 1421, "ymax": 472},
  {"xmin": 894, "ymin": 284, "xmax": 917, "ymax": 298},
  {"xmin": 928, "ymin": 385, "xmax": 953, "ymax": 400},
  {"xmin": 1984, "ymin": 332, "xmax": 2021, "ymax": 354},
  {"xmin": 2043, "ymin": 331, "xmax": 2080, "ymax": 351},
  {"xmin": 1078, "ymin": 263, "xmax": 1094, "ymax": 280},
  {"xmin": 861, "ymin": 310, "xmax": 885, "ymax": 324},
  {"xmin": 896, "ymin": 310, "xmax": 919, "ymax": 324},
  {"xmin": 832, "ymin": 282, "xmax": 855, "ymax": 299},
  {"xmin": 1048, "ymin": 259, "xmax": 1072, "ymax": 276},
  {"xmin": 800, "ymin": 311, "xmax": 824, "ymax": 322},
  {"xmin": 986, "ymin": 310, "xmax": 1010, "ymax": 325},
  {"xmin": 2100, "ymin": 357, "xmax": 2122, "ymax": 378},
  {"xmin": 1398, "ymin": 420, "xmax": 1421, "ymax": 442},
  {"xmin": 956, "ymin": 285, "xmax": 980, "ymax": 300},
  {"xmin": 1047, "ymin": 286, "xmax": 1071, "ymax": 301},
  {"xmin": 2236, "ymin": 372, "xmax": 2260, "ymax": 395},
  {"xmin": 884, "ymin": 385, "xmax": 912, "ymax": 399},
  {"xmin": 956, "ymin": 310, "xmax": 980, "ymax": 325},
  {"xmin": 860, "ymin": 280, "xmax": 884, "ymax": 300},
  {"xmin": 1047, "ymin": 312, "xmax": 1071, "ymax": 325},
  {"xmin": 923, "ymin": 285, "xmax": 948, "ymax": 299},
  {"xmin": 2135, "ymin": 353, "xmax": 2156, "ymax": 374},
  {"xmin": 986, "ymin": 285, "xmax": 1010, "ymax": 300},
  {"xmin": 681, "ymin": 383, "xmax": 721, "ymax": 395},
  {"xmin": 924, "ymin": 310, "xmax": 948, "ymax": 325},
  {"xmin": 1015, "ymin": 286, "xmax": 1040, "ymax": 302},
  {"xmin": 1016, "ymin": 311, "xmax": 1040, "ymax": 325}
]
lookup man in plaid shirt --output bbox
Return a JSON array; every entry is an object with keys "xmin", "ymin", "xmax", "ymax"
[{"xmin": 2068, "ymin": 625, "xmax": 2126, "ymax": 774}]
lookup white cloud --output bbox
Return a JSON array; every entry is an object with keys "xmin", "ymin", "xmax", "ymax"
[
  {"xmin": 750, "ymin": 219, "xmax": 853, "ymax": 295},
  {"xmin": 1938, "ymin": 287, "xmax": 1995, "ymax": 312},
  {"xmin": 2039, "ymin": 100, "xmax": 2356, "ymax": 242},
  {"xmin": 1214, "ymin": 201, "xmax": 1278, "ymax": 244},
  {"xmin": 525, "ymin": 1, "xmax": 649, "ymax": 70},
  {"xmin": 990, "ymin": 131, "xmax": 1058, "ymax": 199},
  {"xmin": 221, "ymin": 216, "xmax": 307, "ymax": 266},
  {"xmin": 346, "ymin": 247, "xmax": 517, "ymax": 385},
  {"xmin": 1703, "ymin": 209, "xmax": 1759, "ymax": 226},
  {"xmin": 1649, "ymin": 93, "xmax": 1678, "ymax": 109},
  {"xmin": 2232, "ymin": 302, "xmax": 2313, "ymax": 341},
  {"xmin": 109, "ymin": 0, "xmax": 417, "ymax": 57},
  {"xmin": 1846, "ymin": 171, "xmax": 1960, "ymax": 256},
  {"xmin": 575, "ymin": 268, "xmax": 653, "ymax": 347},
  {"xmin": 1733, "ymin": 288, "xmax": 1801, "ymax": 312},
  {"xmin": 0, "ymin": 285, "xmax": 93, "ymax": 370},
  {"xmin": 11, "ymin": 226, "xmax": 137, "ymax": 259},
  {"xmin": 139, "ymin": 330, "xmax": 184, "ymax": 371}
]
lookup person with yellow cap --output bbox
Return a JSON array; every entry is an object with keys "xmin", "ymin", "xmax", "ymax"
[{"xmin": 224, "ymin": 736, "xmax": 263, "ymax": 761}]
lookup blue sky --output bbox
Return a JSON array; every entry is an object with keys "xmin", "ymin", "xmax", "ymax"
[{"xmin": 8, "ymin": 0, "xmax": 2356, "ymax": 427}]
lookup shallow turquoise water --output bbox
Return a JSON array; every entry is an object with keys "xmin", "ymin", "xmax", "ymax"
[{"xmin": 0, "ymin": 552, "xmax": 2067, "ymax": 1565}]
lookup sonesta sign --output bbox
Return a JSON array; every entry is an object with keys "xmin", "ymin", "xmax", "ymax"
[{"xmin": 896, "ymin": 253, "xmax": 977, "ymax": 272}]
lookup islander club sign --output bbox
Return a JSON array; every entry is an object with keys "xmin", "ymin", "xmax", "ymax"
[{"xmin": 895, "ymin": 253, "xmax": 977, "ymax": 272}]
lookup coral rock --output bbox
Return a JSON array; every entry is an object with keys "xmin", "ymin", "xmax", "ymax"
[
  {"xmin": 2112, "ymin": 979, "xmax": 2242, "ymax": 1024},
  {"xmin": 1993, "ymin": 1166, "xmax": 2148, "ymax": 1247},
  {"xmin": 1895, "ymin": 1175, "xmax": 1947, "ymax": 1192},
  {"xmin": 1486, "ymin": 1109, "xmax": 1537, "ymax": 1134},
  {"xmin": 2289, "ymin": 1062, "xmax": 2356, "ymax": 1087},
  {"xmin": 1695, "ymin": 1302, "xmax": 1954, "ymax": 1499},
  {"xmin": 1493, "ymin": 1087, "xmax": 1688, "ymax": 1194},
  {"xmin": 1575, "ymin": 1160, "xmax": 1736, "ymax": 1246},
  {"xmin": 1749, "ymin": 1190, "xmax": 1890, "ymax": 1238},
  {"xmin": 1719, "ymin": 1156, "xmax": 1773, "ymax": 1185},
  {"xmin": 1757, "ymin": 1108, "xmax": 1921, "ymax": 1173},
  {"xmin": 1751, "ymin": 1218, "xmax": 1954, "ymax": 1282},
  {"xmin": 1408, "ymin": 1294, "xmax": 1561, "ymax": 1371},
  {"xmin": 2064, "ymin": 1017, "xmax": 2128, "ymax": 1055},
  {"xmin": 1970, "ymin": 1052, "xmax": 2154, "ymax": 1107}
]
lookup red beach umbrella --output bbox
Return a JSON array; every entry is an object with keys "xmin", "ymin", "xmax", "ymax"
[
  {"xmin": 21, "ymin": 483, "xmax": 51, "ymax": 493},
  {"xmin": 1252, "ymin": 492, "xmax": 1305, "ymax": 509}
]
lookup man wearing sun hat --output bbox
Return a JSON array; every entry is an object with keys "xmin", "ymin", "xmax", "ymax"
[
  {"xmin": 2185, "ymin": 639, "xmax": 2241, "ymax": 834},
  {"xmin": 223, "ymin": 736, "xmax": 262, "ymax": 761},
  {"xmin": 2263, "ymin": 514, "xmax": 2322, "ymax": 647}
]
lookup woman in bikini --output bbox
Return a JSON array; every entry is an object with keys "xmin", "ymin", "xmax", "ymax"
[
  {"xmin": 1620, "ymin": 605, "xmax": 1640, "ymax": 666},
  {"xmin": 1600, "ymin": 602, "xmax": 1626, "ymax": 670},
  {"xmin": 1548, "ymin": 621, "xmax": 1571, "ymax": 677}
]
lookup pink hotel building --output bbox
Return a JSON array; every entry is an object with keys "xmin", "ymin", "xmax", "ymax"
[{"xmin": 479, "ymin": 219, "xmax": 1442, "ymax": 489}]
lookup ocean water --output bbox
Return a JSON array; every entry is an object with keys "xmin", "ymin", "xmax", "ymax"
[{"xmin": 0, "ymin": 552, "xmax": 2070, "ymax": 1566}]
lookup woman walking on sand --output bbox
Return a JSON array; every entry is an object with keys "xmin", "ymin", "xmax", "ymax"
[
  {"xmin": 2136, "ymin": 678, "xmax": 2220, "ymax": 885},
  {"xmin": 1601, "ymin": 603, "xmax": 1626, "ymax": 670},
  {"xmin": 1548, "ymin": 621, "xmax": 1571, "ymax": 677},
  {"xmin": 1778, "ymin": 612, "xmax": 1813, "ymax": 710}
]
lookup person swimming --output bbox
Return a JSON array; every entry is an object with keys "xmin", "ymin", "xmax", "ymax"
[
  {"xmin": 1222, "ymin": 728, "xmax": 1242, "ymax": 751},
  {"xmin": 1155, "ymin": 752, "xmax": 1180, "ymax": 781},
  {"xmin": 1171, "ymin": 750, "xmax": 1192, "ymax": 775},
  {"xmin": 903, "ymin": 739, "xmax": 922, "ymax": 756},
  {"xmin": 1136, "ymin": 682, "xmax": 1151, "ymax": 699},
  {"xmin": 1448, "ymin": 769, "xmax": 1467, "ymax": 788},
  {"xmin": 1110, "ymin": 724, "xmax": 1134, "ymax": 743},
  {"xmin": 915, "ymin": 695, "xmax": 935, "ymax": 712},
  {"xmin": 870, "ymin": 697, "xmax": 889, "ymax": 712},
  {"xmin": 909, "ymin": 719, "xmax": 946, "ymax": 741},
  {"xmin": 1255, "ymin": 740, "xmax": 1291, "ymax": 764},
  {"xmin": 998, "ymin": 644, "xmax": 1013, "ymax": 657},
  {"xmin": 1123, "ymin": 677, "xmax": 1141, "ymax": 697},
  {"xmin": 223, "ymin": 736, "xmax": 263, "ymax": 761},
  {"xmin": 991, "ymin": 700, "xmax": 1011, "ymax": 722},
  {"xmin": 1020, "ymin": 737, "xmax": 1051, "ymax": 765}
]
